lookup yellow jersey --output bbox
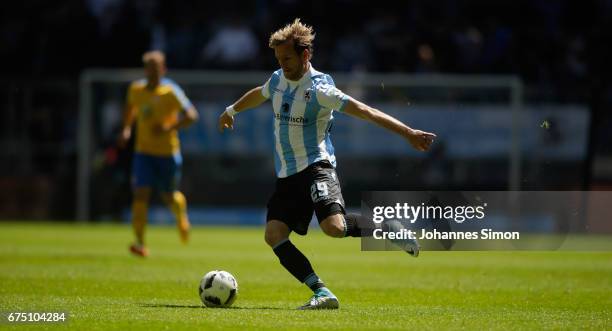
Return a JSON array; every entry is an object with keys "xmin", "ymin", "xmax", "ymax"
[{"xmin": 127, "ymin": 78, "xmax": 193, "ymax": 156}]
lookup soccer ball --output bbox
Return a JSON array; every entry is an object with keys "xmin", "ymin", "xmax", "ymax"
[{"xmin": 199, "ymin": 270, "xmax": 238, "ymax": 308}]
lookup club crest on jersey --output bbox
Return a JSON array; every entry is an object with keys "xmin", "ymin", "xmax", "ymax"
[
  {"xmin": 282, "ymin": 103, "xmax": 290, "ymax": 113},
  {"xmin": 304, "ymin": 89, "xmax": 312, "ymax": 102}
]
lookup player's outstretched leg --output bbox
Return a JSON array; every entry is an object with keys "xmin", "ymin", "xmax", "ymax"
[
  {"xmin": 130, "ymin": 187, "xmax": 151, "ymax": 257},
  {"xmin": 162, "ymin": 191, "xmax": 190, "ymax": 244},
  {"xmin": 265, "ymin": 220, "xmax": 339, "ymax": 310},
  {"xmin": 321, "ymin": 213, "xmax": 419, "ymax": 257},
  {"xmin": 320, "ymin": 213, "xmax": 372, "ymax": 238}
]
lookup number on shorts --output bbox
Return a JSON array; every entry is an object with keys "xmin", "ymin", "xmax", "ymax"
[{"xmin": 310, "ymin": 181, "xmax": 329, "ymax": 202}]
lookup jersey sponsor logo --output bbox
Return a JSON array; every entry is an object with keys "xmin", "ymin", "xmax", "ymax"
[{"xmin": 275, "ymin": 113, "xmax": 309, "ymax": 124}]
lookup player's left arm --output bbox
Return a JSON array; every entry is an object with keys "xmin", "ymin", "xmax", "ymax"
[
  {"xmin": 172, "ymin": 106, "xmax": 199, "ymax": 131},
  {"xmin": 157, "ymin": 84, "xmax": 199, "ymax": 133},
  {"xmin": 155, "ymin": 105, "xmax": 199, "ymax": 134},
  {"xmin": 342, "ymin": 97, "xmax": 435, "ymax": 152}
]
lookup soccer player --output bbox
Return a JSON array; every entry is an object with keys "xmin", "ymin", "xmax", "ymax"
[
  {"xmin": 118, "ymin": 51, "xmax": 199, "ymax": 257},
  {"xmin": 218, "ymin": 19, "xmax": 435, "ymax": 309}
]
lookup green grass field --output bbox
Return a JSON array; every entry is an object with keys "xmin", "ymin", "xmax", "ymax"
[{"xmin": 0, "ymin": 222, "xmax": 610, "ymax": 330}]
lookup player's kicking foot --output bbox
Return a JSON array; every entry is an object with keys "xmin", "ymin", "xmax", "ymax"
[
  {"xmin": 298, "ymin": 288, "xmax": 339, "ymax": 310},
  {"xmin": 177, "ymin": 217, "xmax": 190, "ymax": 244},
  {"xmin": 382, "ymin": 219, "xmax": 420, "ymax": 257},
  {"xmin": 129, "ymin": 243, "xmax": 149, "ymax": 257}
]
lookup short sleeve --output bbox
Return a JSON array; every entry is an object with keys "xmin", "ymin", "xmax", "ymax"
[
  {"xmin": 261, "ymin": 71, "xmax": 281, "ymax": 99},
  {"xmin": 168, "ymin": 82, "xmax": 193, "ymax": 111},
  {"xmin": 315, "ymin": 83, "xmax": 349, "ymax": 112},
  {"xmin": 127, "ymin": 83, "xmax": 137, "ymax": 105},
  {"xmin": 261, "ymin": 77, "xmax": 272, "ymax": 99}
]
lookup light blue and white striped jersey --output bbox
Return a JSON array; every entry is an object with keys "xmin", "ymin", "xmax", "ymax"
[{"xmin": 261, "ymin": 65, "xmax": 349, "ymax": 178}]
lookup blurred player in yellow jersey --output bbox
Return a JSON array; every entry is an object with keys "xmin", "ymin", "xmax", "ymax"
[{"xmin": 118, "ymin": 51, "xmax": 199, "ymax": 257}]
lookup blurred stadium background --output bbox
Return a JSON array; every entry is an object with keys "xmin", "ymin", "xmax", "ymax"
[{"xmin": 1, "ymin": 0, "xmax": 611, "ymax": 225}]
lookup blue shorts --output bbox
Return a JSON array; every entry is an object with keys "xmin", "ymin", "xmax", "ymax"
[{"xmin": 132, "ymin": 153, "xmax": 182, "ymax": 193}]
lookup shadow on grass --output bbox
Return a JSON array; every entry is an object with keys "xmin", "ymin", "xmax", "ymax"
[
  {"xmin": 141, "ymin": 303, "xmax": 203, "ymax": 309},
  {"xmin": 140, "ymin": 303, "xmax": 286, "ymax": 310}
]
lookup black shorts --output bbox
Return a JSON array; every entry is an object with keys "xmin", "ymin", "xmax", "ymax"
[{"xmin": 266, "ymin": 161, "xmax": 345, "ymax": 235}]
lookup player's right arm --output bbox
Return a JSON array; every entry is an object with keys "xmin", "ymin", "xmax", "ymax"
[
  {"xmin": 218, "ymin": 86, "xmax": 267, "ymax": 132},
  {"xmin": 118, "ymin": 84, "xmax": 139, "ymax": 148}
]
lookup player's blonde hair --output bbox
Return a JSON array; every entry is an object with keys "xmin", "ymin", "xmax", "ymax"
[
  {"xmin": 269, "ymin": 18, "xmax": 315, "ymax": 58},
  {"xmin": 142, "ymin": 50, "xmax": 165, "ymax": 65}
]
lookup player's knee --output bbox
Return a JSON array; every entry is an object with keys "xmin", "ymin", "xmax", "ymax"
[
  {"xmin": 320, "ymin": 217, "xmax": 345, "ymax": 238},
  {"xmin": 264, "ymin": 229, "xmax": 286, "ymax": 247},
  {"xmin": 173, "ymin": 191, "xmax": 186, "ymax": 205}
]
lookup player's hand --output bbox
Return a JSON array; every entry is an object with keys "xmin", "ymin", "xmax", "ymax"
[
  {"xmin": 406, "ymin": 129, "xmax": 436, "ymax": 152},
  {"xmin": 152, "ymin": 122, "xmax": 173, "ymax": 135},
  {"xmin": 117, "ymin": 127, "xmax": 131, "ymax": 149},
  {"xmin": 218, "ymin": 112, "xmax": 234, "ymax": 132}
]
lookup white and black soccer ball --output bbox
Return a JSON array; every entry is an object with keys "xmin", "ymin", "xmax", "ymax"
[{"xmin": 199, "ymin": 270, "xmax": 238, "ymax": 308}]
